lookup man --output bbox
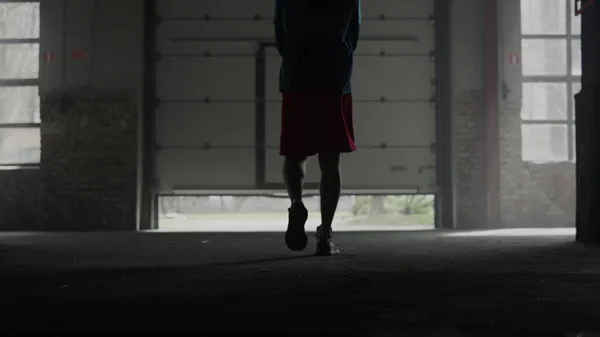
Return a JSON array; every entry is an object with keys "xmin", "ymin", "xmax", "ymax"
[{"xmin": 274, "ymin": 0, "xmax": 361, "ymax": 256}]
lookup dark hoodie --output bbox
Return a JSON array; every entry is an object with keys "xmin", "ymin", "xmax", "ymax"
[{"xmin": 274, "ymin": 0, "xmax": 361, "ymax": 94}]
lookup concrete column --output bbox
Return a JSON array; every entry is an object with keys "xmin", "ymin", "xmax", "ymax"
[
  {"xmin": 35, "ymin": 0, "xmax": 144, "ymax": 231},
  {"xmin": 575, "ymin": 0, "xmax": 600, "ymax": 244}
]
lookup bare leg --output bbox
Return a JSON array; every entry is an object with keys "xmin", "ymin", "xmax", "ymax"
[
  {"xmin": 318, "ymin": 152, "xmax": 341, "ymax": 229},
  {"xmin": 283, "ymin": 155, "xmax": 309, "ymax": 251},
  {"xmin": 283, "ymin": 155, "xmax": 307, "ymax": 204},
  {"xmin": 314, "ymin": 152, "xmax": 341, "ymax": 256}
]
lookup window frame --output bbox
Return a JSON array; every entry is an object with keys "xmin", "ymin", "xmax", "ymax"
[
  {"xmin": 520, "ymin": 0, "xmax": 580, "ymax": 163},
  {"xmin": 0, "ymin": 0, "xmax": 41, "ymax": 169}
]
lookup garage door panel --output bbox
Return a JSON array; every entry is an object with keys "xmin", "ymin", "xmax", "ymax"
[
  {"xmin": 353, "ymin": 102, "xmax": 435, "ymax": 145},
  {"xmin": 359, "ymin": 21, "xmax": 434, "ymax": 51},
  {"xmin": 356, "ymin": 32, "xmax": 434, "ymax": 55},
  {"xmin": 265, "ymin": 40, "xmax": 442, "ymax": 57},
  {"xmin": 362, "ymin": 0, "xmax": 433, "ymax": 17},
  {"xmin": 156, "ymin": 37, "xmax": 257, "ymax": 56},
  {"xmin": 265, "ymin": 149, "xmax": 435, "ymax": 191},
  {"xmin": 158, "ymin": 12, "xmax": 435, "ymax": 46},
  {"xmin": 265, "ymin": 102, "xmax": 280, "ymax": 148},
  {"xmin": 155, "ymin": 0, "xmax": 438, "ymax": 192},
  {"xmin": 156, "ymin": 57, "xmax": 255, "ymax": 101},
  {"xmin": 158, "ymin": 0, "xmax": 434, "ymax": 20},
  {"xmin": 353, "ymin": 57, "xmax": 433, "ymax": 101},
  {"xmin": 157, "ymin": 0, "xmax": 434, "ymax": 23},
  {"xmin": 157, "ymin": 149, "xmax": 256, "ymax": 191},
  {"xmin": 265, "ymin": 102, "xmax": 435, "ymax": 147},
  {"xmin": 156, "ymin": 103, "xmax": 255, "ymax": 147},
  {"xmin": 157, "ymin": 0, "xmax": 273, "ymax": 18},
  {"xmin": 265, "ymin": 56, "xmax": 281, "ymax": 101},
  {"xmin": 343, "ymin": 149, "xmax": 436, "ymax": 191},
  {"xmin": 156, "ymin": 21, "xmax": 274, "ymax": 42},
  {"xmin": 266, "ymin": 56, "xmax": 434, "ymax": 102},
  {"xmin": 262, "ymin": 22, "xmax": 435, "ymax": 56}
]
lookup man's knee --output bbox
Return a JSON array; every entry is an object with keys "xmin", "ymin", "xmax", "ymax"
[
  {"xmin": 284, "ymin": 155, "xmax": 307, "ymax": 166},
  {"xmin": 284, "ymin": 156, "xmax": 307, "ymax": 178}
]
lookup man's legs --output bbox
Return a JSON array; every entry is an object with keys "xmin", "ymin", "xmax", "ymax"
[
  {"xmin": 316, "ymin": 152, "xmax": 342, "ymax": 256},
  {"xmin": 283, "ymin": 155, "xmax": 309, "ymax": 251}
]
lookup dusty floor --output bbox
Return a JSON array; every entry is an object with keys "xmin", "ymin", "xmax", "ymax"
[{"xmin": 1, "ymin": 229, "xmax": 599, "ymax": 336}]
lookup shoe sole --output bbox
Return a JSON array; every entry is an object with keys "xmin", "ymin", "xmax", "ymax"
[{"xmin": 285, "ymin": 207, "xmax": 309, "ymax": 251}]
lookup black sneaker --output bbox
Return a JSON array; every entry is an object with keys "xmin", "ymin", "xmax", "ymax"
[
  {"xmin": 314, "ymin": 225, "xmax": 340, "ymax": 256},
  {"xmin": 285, "ymin": 201, "xmax": 309, "ymax": 251}
]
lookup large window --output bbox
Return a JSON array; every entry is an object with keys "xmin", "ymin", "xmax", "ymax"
[
  {"xmin": 520, "ymin": 0, "xmax": 580, "ymax": 163},
  {"xmin": 0, "ymin": 1, "xmax": 41, "ymax": 168}
]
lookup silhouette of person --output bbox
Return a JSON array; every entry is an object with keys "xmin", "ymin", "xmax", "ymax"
[{"xmin": 274, "ymin": 0, "xmax": 361, "ymax": 256}]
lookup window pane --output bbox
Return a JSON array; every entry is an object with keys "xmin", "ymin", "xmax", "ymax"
[
  {"xmin": 521, "ymin": 0, "xmax": 567, "ymax": 35},
  {"xmin": 522, "ymin": 39, "xmax": 567, "ymax": 76},
  {"xmin": 522, "ymin": 124, "xmax": 569, "ymax": 162},
  {"xmin": 0, "ymin": 43, "xmax": 39, "ymax": 79},
  {"xmin": 571, "ymin": 38, "xmax": 581, "ymax": 76},
  {"xmin": 570, "ymin": 2, "xmax": 581, "ymax": 35},
  {"xmin": 0, "ymin": 128, "xmax": 40, "ymax": 165},
  {"xmin": 0, "ymin": 2, "xmax": 40, "ymax": 39},
  {"xmin": 521, "ymin": 82, "xmax": 567, "ymax": 120},
  {"xmin": 0, "ymin": 86, "xmax": 40, "ymax": 123}
]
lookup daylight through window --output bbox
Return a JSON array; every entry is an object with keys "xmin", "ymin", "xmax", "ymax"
[
  {"xmin": 0, "ymin": 1, "xmax": 41, "ymax": 168},
  {"xmin": 520, "ymin": 0, "xmax": 580, "ymax": 163}
]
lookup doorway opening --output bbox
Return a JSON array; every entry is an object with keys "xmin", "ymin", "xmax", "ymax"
[{"xmin": 157, "ymin": 195, "xmax": 436, "ymax": 232}]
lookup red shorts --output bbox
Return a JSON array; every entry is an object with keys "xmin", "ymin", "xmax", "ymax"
[{"xmin": 279, "ymin": 92, "xmax": 356, "ymax": 157}]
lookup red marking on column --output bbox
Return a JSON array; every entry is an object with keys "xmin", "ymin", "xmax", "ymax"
[{"xmin": 72, "ymin": 51, "xmax": 89, "ymax": 59}]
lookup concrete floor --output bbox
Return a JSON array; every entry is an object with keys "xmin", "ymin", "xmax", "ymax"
[{"xmin": 1, "ymin": 229, "xmax": 599, "ymax": 336}]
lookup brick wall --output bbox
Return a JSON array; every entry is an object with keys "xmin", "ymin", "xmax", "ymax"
[
  {"xmin": 499, "ymin": 100, "xmax": 576, "ymax": 228},
  {"xmin": 453, "ymin": 95, "xmax": 575, "ymax": 229},
  {"xmin": 40, "ymin": 90, "xmax": 138, "ymax": 231},
  {"xmin": 0, "ymin": 170, "xmax": 42, "ymax": 230},
  {"xmin": 0, "ymin": 89, "xmax": 138, "ymax": 231},
  {"xmin": 454, "ymin": 90, "xmax": 487, "ymax": 229},
  {"xmin": 452, "ymin": 93, "xmax": 575, "ymax": 229}
]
